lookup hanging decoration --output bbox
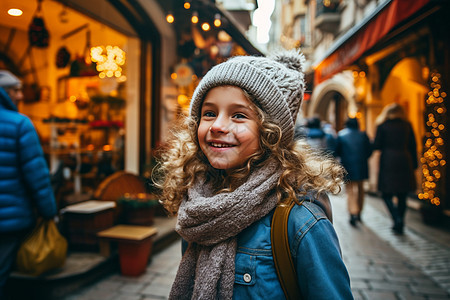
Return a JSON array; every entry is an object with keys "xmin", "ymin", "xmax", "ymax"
[
  {"xmin": 28, "ymin": 0, "xmax": 50, "ymax": 48},
  {"xmin": 418, "ymin": 70, "xmax": 447, "ymax": 207},
  {"xmin": 56, "ymin": 47, "xmax": 71, "ymax": 68}
]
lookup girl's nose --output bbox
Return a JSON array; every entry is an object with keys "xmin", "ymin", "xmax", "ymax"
[{"xmin": 210, "ymin": 116, "xmax": 230, "ymax": 134}]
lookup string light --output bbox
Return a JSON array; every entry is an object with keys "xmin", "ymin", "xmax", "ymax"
[
  {"xmin": 191, "ymin": 11, "xmax": 199, "ymax": 24},
  {"xmin": 90, "ymin": 45, "xmax": 126, "ymax": 78},
  {"xmin": 201, "ymin": 22, "xmax": 210, "ymax": 31},
  {"xmin": 184, "ymin": 1, "xmax": 191, "ymax": 9},
  {"xmin": 418, "ymin": 71, "xmax": 447, "ymax": 207},
  {"xmin": 166, "ymin": 12, "xmax": 175, "ymax": 23},
  {"xmin": 214, "ymin": 13, "xmax": 221, "ymax": 27}
]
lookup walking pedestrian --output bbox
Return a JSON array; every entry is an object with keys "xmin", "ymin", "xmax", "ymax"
[
  {"xmin": 323, "ymin": 121, "xmax": 338, "ymax": 154},
  {"xmin": 303, "ymin": 116, "xmax": 336, "ymax": 155},
  {"xmin": 374, "ymin": 103, "xmax": 418, "ymax": 234},
  {"xmin": 335, "ymin": 117, "xmax": 372, "ymax": 226},
  {"xmin": 156, "ymin": 50, "xmax": 353, "ymax": 299},
  {"xmin": 0, "ymin": 70, "xmax": 57, "ymax": 299}
]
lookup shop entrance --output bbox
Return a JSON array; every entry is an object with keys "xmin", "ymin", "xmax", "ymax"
[{"xmin": 0, "ymin": 0, "xmax": 139, "ymax": 208}]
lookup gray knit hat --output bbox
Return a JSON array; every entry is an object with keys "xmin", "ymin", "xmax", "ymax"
[
  {"xmin": 189, "ymin": 49, "xmax": 305, "ymax": 145},
  {"xmin": 0, "ymin": 70, "xmax": 21, "ymax": 88}
]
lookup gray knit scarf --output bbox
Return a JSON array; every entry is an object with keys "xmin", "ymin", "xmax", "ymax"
[{"xmin": 169, "ymin": 160, "xmax": 282, "ymax": 300}]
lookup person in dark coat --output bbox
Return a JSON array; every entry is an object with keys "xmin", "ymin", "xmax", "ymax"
[
  {"xmin": 0, "ymin": 71, "xmax": 57, "ymax": 299},
  {"xmin": 335, "ymin": 118, "xmax": 372, "ymax": 226},
  {"xmin": 373, "ymin": 103, "xmax": 417, "ymax": 234}
]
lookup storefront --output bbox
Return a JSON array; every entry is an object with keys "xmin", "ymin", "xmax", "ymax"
[
  {"xmin": 309, "ymin": 0, "xmax": 450, "ymax": 212},
  {"xmin": 0, "ymin": 0, "xmax": 164, "ymax": 208},
  {"xmin": 0, "ymin": 0, "xmax": 261, "ymax": 210}
]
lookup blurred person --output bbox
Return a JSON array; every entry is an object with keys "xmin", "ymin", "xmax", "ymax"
[
  {"xmin": 335, "ymin": 118, "xmax": 372, "ymax": 226},
  {"xmin": 322, "ymin": 121, "xmax": 338, "ymax": 155},
  {"xmin": 303, "ymin": 116, "xmax": 336, "ymax": 154},
  {"xmin": 0, "ymin": 70, "xmax": 57, "ymax": 299},
  {"xmin": 304, "ymin": 117, "xmax": 326, "ymax": 149},
  {"xmin": 373, "ymin": 103, "xmax": 417, "ymax": 234}
]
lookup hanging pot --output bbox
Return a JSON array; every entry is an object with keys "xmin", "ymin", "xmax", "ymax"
[
  {"xmin": 28, "ymin": 1, "xmax": 50, "ymax": 48},
  {"xmin": 69, "ymin": 30, "xmax": 98, "ymax": 77},
  {"xmin": 28, "ymin": 16, "xmax": 50, "ymax": 48},
  {"xmin": 70, "ymin": 55, "xmax": 98, "ymax": 77}
]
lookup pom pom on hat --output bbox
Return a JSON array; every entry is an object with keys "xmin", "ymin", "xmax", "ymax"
[
  {"xmin": 189, "ymin": 49, "xmax": 305, "ymax": 145},
  {"xmin": 269, "ymin": 50, "xmax": 305, "ymax": 73},
  {"xmin": 0, "ymin": 70, "xmax": 22, "ymax": 88}
]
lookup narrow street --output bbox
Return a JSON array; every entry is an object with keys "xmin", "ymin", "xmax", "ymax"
[
  {"xmin": 65, "ymin": 192, "xmax": 450, "ymax": 300},
  {"xmin": 333, "ymin": 192, "xmax": 450, "ymax": 300}
]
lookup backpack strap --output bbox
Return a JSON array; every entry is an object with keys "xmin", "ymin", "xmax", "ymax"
[{"xmin": 271, "ymin": 200, "xmax": 303, "ymax": 300}]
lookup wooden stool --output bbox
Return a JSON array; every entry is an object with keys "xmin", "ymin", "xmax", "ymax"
[
  {"xmin": 97, "ymin": 225, "xmax": 157, "ymax": 276},
  {"xmin": 62, "ymin": 200, "xmax": 116, "ymax": 249}
]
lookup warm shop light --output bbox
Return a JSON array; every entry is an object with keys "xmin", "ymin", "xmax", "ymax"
[
  {"xmin": 202, "ymin": 22, "xmax": 210, "ymax": 31},
  {"xmin": 90, "ymin": 45, "xmax": 125, "ymax": 78},
  {"xmin": 184, "ymin": 1, "xmax": 191, "ymax": 9},
  {"xmin": 191, "ymin": 11, "xmax": 199, "ymax": 24},
  {"xmin": 177, "ymin": 94, "xmax": 189, "ymax": 107},
  {"xmin": 214, "ymin": 14, "xmax": 221, "ymax": 27},
  {"xmin": 166, "ymin": 13, "xmax": 174, "ymax": 23},
  {"xmin": 8, "ymin": 8, "xmax": 23, "ymax": 16}
]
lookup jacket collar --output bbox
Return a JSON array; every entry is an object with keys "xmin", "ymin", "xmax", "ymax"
[{"xmin": 0, "ymin": 87, "xmax": 18, "ymax": 111}]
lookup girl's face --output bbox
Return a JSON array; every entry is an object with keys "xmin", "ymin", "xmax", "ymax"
[{"xmin": 198, "ymin": 86, "xmax": 260, "ymax": 171}]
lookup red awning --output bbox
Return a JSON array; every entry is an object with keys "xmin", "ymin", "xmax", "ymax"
[{"xmin": 314, "ymin": 0, "xmax": 430, "ymax": 84}]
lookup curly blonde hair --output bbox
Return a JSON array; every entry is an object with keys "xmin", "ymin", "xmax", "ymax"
[{"xmin": 154, "ymin": 90, "xmax": 344, "ymax": 216}]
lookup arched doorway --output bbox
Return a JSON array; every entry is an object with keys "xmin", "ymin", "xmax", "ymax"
[{"xmin": 308, "ymin": 71, "xmax": 356, "ymax": 131}]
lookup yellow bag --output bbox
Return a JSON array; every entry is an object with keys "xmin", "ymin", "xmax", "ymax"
[{"xmin": 16, "ymin": 219, "xmax": 68, "ymax": 276}]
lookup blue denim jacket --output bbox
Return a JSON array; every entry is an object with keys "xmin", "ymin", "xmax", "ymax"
[{"xmin": 233, "ymin": 201, "xmax": 353, "ymax": 299}]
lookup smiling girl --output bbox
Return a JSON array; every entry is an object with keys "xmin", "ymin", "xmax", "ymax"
[{"xmin": 156, "ymin": 50, "xmax": 353, "ymax": 300}]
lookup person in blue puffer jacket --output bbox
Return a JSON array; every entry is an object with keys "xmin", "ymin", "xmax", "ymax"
[{"xmin": 0, "ymin": 70, "xmax": 57, "ymax": 299}]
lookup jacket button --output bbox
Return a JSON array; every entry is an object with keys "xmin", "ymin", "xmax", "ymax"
[{"xmin": 243, "ymin": 273, "xmax": 252, "ymax": 283}]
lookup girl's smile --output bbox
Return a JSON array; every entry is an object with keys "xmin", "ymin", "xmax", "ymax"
[{"xmin": 198, "ymin": 86, "xmax": 260, "ymax": 170}]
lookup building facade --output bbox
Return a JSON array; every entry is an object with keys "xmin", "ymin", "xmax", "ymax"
[{"xmin": 270, "ymin": 0, "xmax": 449, "ymax": 213}]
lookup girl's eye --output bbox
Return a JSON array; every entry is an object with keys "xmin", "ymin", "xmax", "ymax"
[
  {"xmin": 233, "ymin": 113, "xmax": 247, "ymax": 119},
  {"xmin": 203, "ymin": 111, "xmax": 216, "ymax": 118}
]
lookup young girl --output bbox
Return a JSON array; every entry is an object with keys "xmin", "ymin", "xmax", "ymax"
[{"xmin": 156, "ymin": 50, "xmax": 353, "ymax": 299}]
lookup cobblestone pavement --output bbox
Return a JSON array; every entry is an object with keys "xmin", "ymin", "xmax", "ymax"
[
  {"xmin": 64, "ymin": 192, "xmax": 450, "ymax": 300},
  {"xmin": 65, "ymin": 239, "xmax": 182, "ymax": 300},
  {"xmin": 333, "ymin": 192, "xmax": 450, "ymax": 300}
]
